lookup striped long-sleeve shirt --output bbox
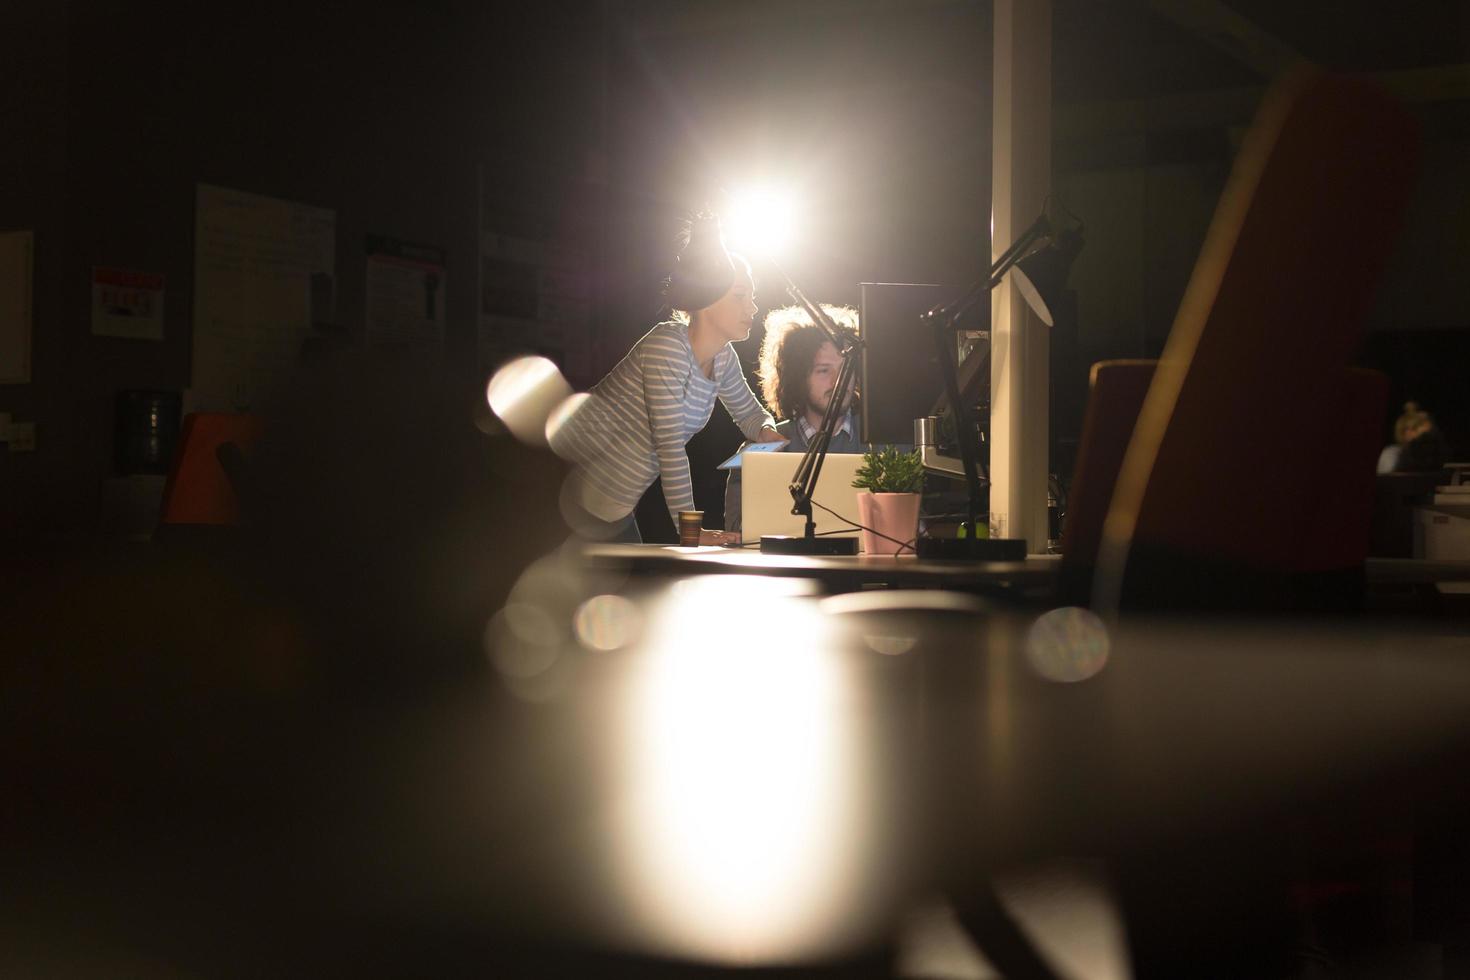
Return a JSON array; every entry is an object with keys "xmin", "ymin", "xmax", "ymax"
[{"xmin": 551, "ymin": 321, "xmax": 775, "ymax": 524}]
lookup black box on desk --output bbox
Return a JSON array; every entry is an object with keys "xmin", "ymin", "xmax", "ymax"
[{"xmin": 916, "ymin": 537, "xmax": 1027, "ymax": 561}]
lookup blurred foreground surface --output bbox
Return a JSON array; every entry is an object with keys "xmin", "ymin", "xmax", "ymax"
[{"xmin": 8, "ymin": 533, "xmax": 1470, "ymax": 977}]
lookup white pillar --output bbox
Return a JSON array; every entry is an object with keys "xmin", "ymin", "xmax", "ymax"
[{"xmin": 990, "ymin": 0, "xmax": 1051, "ymax": 550}]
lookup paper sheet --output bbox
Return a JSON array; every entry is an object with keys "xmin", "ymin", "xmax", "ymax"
[{"xmin": 189, "ymin": 184, "xmax": 335, "ymax": 412}]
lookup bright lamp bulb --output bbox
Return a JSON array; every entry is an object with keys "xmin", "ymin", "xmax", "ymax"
[{"xmin": 723, "ymin": 186, "xmax": 797, "ymax": 257}]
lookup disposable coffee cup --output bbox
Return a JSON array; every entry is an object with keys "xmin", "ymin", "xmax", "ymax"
[{"xmin": 678, "ymin": 510, "xmax": 704, "ymax": 547}]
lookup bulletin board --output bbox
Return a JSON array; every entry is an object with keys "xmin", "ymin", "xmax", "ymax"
[{"xmin": 189, "ymin": 183, "xmax": 335, "ymax": 412}]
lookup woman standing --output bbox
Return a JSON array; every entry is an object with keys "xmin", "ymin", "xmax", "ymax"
[{"xmin": 551, "ymin": 215, "xmax": 782, "ymax": 543}]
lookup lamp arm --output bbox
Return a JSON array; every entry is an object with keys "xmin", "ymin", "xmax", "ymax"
[
  {"xmin": 911, "ymin": 211, "xmax": 1054, "ymax": 545},
  {"xmin": 767, "ymin": 260, "xmax": 863, "ymax": 538},
  {"xmin": 989, "ymin": 212, "xmax": 1054, "ymax": 284},
  {"xmin": 771, "ymin": 259, "xmax": 854, "ymax": 354},
  {"xmin": 788, "ymin": 340, "xmax": 861, "ymax": 535},
  {"xmin": 922, "ymin": 213, "xmax": 1053, "ymax": 329}
]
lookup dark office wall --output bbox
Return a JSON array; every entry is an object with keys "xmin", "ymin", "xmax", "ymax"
[
  {"xmin": 1374, "ymin": 129, "xmax": 1470, "ymax": 333},
  {"xmin": 1056, "ymin": 111, "xmax": 1470, "ymax": 461},
  {"xmin": 1059, "ymin": 118, "xmax": 1470, "ymax": 364},
  {"xmin": 0, "ymin": 0, "xmax": 602, "ymax": 541},
  {"xmin": 1, "ymin": 3, "xmax": 73, "ymax": 538},
  {"xmin": 1057, "ymin": 156, "xmax": 1229, "ymax": 360}
]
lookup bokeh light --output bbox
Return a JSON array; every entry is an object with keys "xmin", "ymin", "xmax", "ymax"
[
  {"xmin": 864, "ymin": 634, "xmax": 917, "ymax": 657},
  {"xmin": 1025, "ymin": 606, "xmax": 1111, "ymax": 683},
  {"xmin": 486, "ymin": 602, "xmax": 562, "ymax": 679},
  {"xmin": 573, "ymin": 594, "xmax": 643, "ymax": 652},
  {"xmin": 484, "ymin": 356, "xmax": 572, "ymax": 447},
  {"xmin": 817, "ymin": 591, "xmax": 990, "ymax": 658},
  {"xmin": 484, "ymin": 548, "xmax": 592, "ymax": 703},
  {"xmin": 543, "ymin": 391, "xmax": 589, "ymax": 452}
]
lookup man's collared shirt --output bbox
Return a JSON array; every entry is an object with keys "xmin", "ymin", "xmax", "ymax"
[{"xmin": 796, "ymin": 409, "xmax": 856, "ymax": 446}]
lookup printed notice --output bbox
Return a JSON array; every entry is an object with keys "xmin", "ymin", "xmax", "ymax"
[
  {"xmin": 365, "ymin": 235, "xmax": 446, "ymax": 347},
  {"xmin": 92, "ymin": 267, "xmax": 165, "ymax": 340}
]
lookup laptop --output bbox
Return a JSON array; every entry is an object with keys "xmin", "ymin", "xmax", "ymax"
[{"xmin": 739, "ymin": 451, "xmax": 868, "ymax": 548}]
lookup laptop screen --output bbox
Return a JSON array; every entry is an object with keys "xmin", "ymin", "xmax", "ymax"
[{"xmin": 739, "ymin": 451, "xmax": 867, "ymax": 547}]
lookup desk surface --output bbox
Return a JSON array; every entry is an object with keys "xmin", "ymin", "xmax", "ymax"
[
  {"xmin": 582, "ymin": 542, "xmax": 1062, "ymax": 594},
  {"xmin": 587, "ymin": 545, "xmax": 1470, "ymax": 592},
  {"xmin": 582, "ymin": 540, "xmax": 1470, "ymax": 593}
]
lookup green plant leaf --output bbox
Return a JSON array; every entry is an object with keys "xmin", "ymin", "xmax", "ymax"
[{"xmin": 851, "ymin": 444, "xmax": 924, "ymax": 493}]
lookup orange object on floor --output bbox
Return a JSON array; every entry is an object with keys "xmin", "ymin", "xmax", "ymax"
[{"xmin": 157, "ymin": 413, "xmax": 263, "ymax": 526}]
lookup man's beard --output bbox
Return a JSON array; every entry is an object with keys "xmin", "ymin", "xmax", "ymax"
[{"xmin": 806, "ymin": 391, "xmax": 857, "ymax": 419}]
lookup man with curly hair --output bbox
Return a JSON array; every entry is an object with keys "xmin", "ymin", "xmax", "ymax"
[{"xmin": 723, "ymin": 303, "xmax": 862, "ymax": 534}]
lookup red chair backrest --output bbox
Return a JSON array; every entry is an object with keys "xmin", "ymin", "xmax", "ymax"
[
  {"xmin": 1061, "ymin": 360, "xmax": 1157, "ymax": 568},
  {"xmin": 1065, "ymin": 361, "xmax": 1388, "ymax": 576},
  {"xmin": 1097, "ymin": 71, "xmax": 1419, "ymax": 584}
]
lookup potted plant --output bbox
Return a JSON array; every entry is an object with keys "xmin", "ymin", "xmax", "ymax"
[{"xmin": 851, "ymin": 445, "xmax": 924, "ymax": 555}]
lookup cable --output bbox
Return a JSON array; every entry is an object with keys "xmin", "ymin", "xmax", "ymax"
[
  {"xmin": 731, "ymin": 498, "xmax": 918, "ymax": 555},
  {"xmin": 810, "ymin": 499, "xmax": 917, "ymax": 555}
]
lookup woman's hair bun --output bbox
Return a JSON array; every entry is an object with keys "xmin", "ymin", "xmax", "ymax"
[{"xmin": 665, "ymin": 211, "xmax": 735, "ymax": 313}]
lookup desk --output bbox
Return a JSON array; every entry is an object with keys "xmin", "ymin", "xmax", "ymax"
[
  {"xmin": 589, "ymin": 547, "xmax": 1470, "ymax": 601},
  {"xmin": 582, "ymin": 542, "xmax": 1061, "ymax": 598}
]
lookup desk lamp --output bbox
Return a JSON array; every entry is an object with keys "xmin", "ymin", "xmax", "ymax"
[
  {"xmin": 918, "ymin": 211, "xmax": 1083, "ymax": 559},
  {"xmin": 759, "ymin": 267, "xmax": 864, "ymax": 556},
  {"xmin": 722, "ymin": 184, "xmax": 866, "ymax": 556}
]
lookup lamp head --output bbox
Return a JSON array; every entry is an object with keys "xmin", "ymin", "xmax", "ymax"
[
  {"xmin": 1012, "ymin": 225, "xmax": 1084, "ymax": 327},
  {"xmin": 722, "ymin": 185, "xmax": 798, "ymax": 258}
]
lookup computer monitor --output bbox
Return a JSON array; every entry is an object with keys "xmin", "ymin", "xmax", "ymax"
[{"xmin": 859, "ymin": 282, "xmax": 970, "ymax": 445}]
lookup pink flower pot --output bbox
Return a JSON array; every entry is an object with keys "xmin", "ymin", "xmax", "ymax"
[{"xmin": 855, "ymin": 492, "xmax": 921, "ymax": 555}]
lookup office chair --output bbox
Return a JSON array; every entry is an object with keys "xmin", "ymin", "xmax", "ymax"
[
  {"xmin": 1061, "ymin": 360, "xmax": 1389, "ymax": 611},
  {"xmin": 1081, "ymin": 69, "xmax": 1418, "ymax": 614},
  {"xmin": 1049, "ymin": 69, "xmax": 1421, "ymax": 976},
  {"xmin": 1057, "ymin": 359, "xmax": 1157, "ymax": 605}
]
